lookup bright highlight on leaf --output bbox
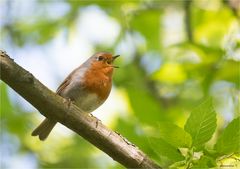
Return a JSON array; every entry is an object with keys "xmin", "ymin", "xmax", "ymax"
[
  {"xmin": 152, "ymin": 63, "xmax": 187, "ymax": 84},
  {"xmin": 214, "ymin": 117, "xmax": 240, "ymax": 155},
  {"xmin": 184, "ymin": 98, "xmax": 217, "ymax": 148}
]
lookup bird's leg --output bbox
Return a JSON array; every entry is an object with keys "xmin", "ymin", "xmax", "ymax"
[
  {"xmin": 89, "ymin": 113, "xmax": 101, "ymax": 128},
  {"xmin": 63, "ymin": 97, "xmax": 74, "ymax": 108},
  {"xmin": 62, "ymin": 98, "xmax": 75, "ymax": 123}
]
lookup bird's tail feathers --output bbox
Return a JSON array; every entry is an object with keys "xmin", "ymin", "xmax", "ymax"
[{"xmin": 32, "ymin": 118, "xmax": 56, "ymax": 141}]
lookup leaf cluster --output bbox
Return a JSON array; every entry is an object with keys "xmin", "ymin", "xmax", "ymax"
[{"xmin": 148, "ymin": 98, "xmax": 240, "ymax": 168}]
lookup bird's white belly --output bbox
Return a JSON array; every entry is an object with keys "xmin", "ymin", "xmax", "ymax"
[{"xmin": 74, "ymin": 93, "xmax": 101, "ymax": 113}]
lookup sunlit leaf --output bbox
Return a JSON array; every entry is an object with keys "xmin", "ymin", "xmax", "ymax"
[
  {"xmin": 157, "ymin": 122, "xmax": 192, "ymax": 148},
  {"xmin": 214, "ymin": 117, "xmax": 240, "ymax": 155},
  {"xmin": 216, "ymin": 154, "xmax": 240, "ymax": 168},
  {"xmin": 184, "ymin": 98, "xmax": 217, "ymax": 148},
  {"xmin": 152, "ymin": 63, "xmax": 187, "ymax": 84}
]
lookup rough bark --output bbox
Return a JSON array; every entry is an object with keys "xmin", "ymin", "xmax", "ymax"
[{"xmin": 0, "ymin": 50, "xmax": 161, "ymax": 169}]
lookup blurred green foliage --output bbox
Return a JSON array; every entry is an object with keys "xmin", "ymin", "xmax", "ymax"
[{"xmin": 1, "ymin": 0, "xmax": 240, "ymax": 168}]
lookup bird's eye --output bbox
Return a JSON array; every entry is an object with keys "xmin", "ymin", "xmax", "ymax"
[{"xmin": 97, "ymin": 56, "xmax": 104, "ymax": 61}]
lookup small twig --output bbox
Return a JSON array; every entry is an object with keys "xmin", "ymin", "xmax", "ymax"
[{"xmin": 184, "ymin": 0, "xmax": 194, "ymax": 43}]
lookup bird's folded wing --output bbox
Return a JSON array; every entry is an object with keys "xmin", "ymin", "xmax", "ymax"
[{"xmin": 56, "ymin": 77, "xmax": 71, "ymax": 95}]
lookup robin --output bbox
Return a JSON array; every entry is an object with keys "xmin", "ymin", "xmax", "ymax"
[{"xmin": 32, "ymin": 52, "xmax": 120, "ymax": 141}]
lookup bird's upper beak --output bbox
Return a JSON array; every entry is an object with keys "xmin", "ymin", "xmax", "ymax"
[{"xmin": 113, "ymin": 55, "xmax": 120, "ymax": 60}]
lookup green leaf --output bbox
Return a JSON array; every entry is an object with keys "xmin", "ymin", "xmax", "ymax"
[
  {"xmin": 214, "ymin": 117, "xmax": 240, "ymax": 155},
  {"xmin": 192, "ymin": 155, "xmax": 216, "ymax": 168},
  {"xmin": 149, "ymin": 137, "xmax": 184, "ymax": 163},
  {"xmin": 169, "ymin": 160, "xmax": 186, "ymax": 168},
  {"xmin": 157, "ymin": 122, "xmax": 192, "ymax": 148},
  {"xmin": 184, "ymin": 98, "xmax": 217, "ymax": 148}
]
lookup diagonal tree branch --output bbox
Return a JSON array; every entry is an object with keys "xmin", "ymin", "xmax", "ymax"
[{"xmin": 0, "ymin": 50, "xmax": 161, "ymax": 169}]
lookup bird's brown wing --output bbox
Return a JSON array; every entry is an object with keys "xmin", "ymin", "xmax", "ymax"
[
  {"xmin": 56, "ymin": 77, "xmax": 70, "ymax": 95},
  {"xmin": 56, "ymin": 68, "xmax": 79, "ymax": 95}
]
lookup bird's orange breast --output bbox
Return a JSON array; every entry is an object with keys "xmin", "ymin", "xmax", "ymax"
[{"xmin": 83, "ymin": 68, "xmax": 113, "ymax": 102}]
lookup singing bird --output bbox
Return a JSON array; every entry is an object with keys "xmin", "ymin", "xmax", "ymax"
[{"xmin": 32, "ymin": 52, "xmax": 119, "ymax": 140}]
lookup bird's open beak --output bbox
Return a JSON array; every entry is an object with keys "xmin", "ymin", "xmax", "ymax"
[{"xmin": 112, "ymin": 55, "xmax": 120, "ymax": 68}]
